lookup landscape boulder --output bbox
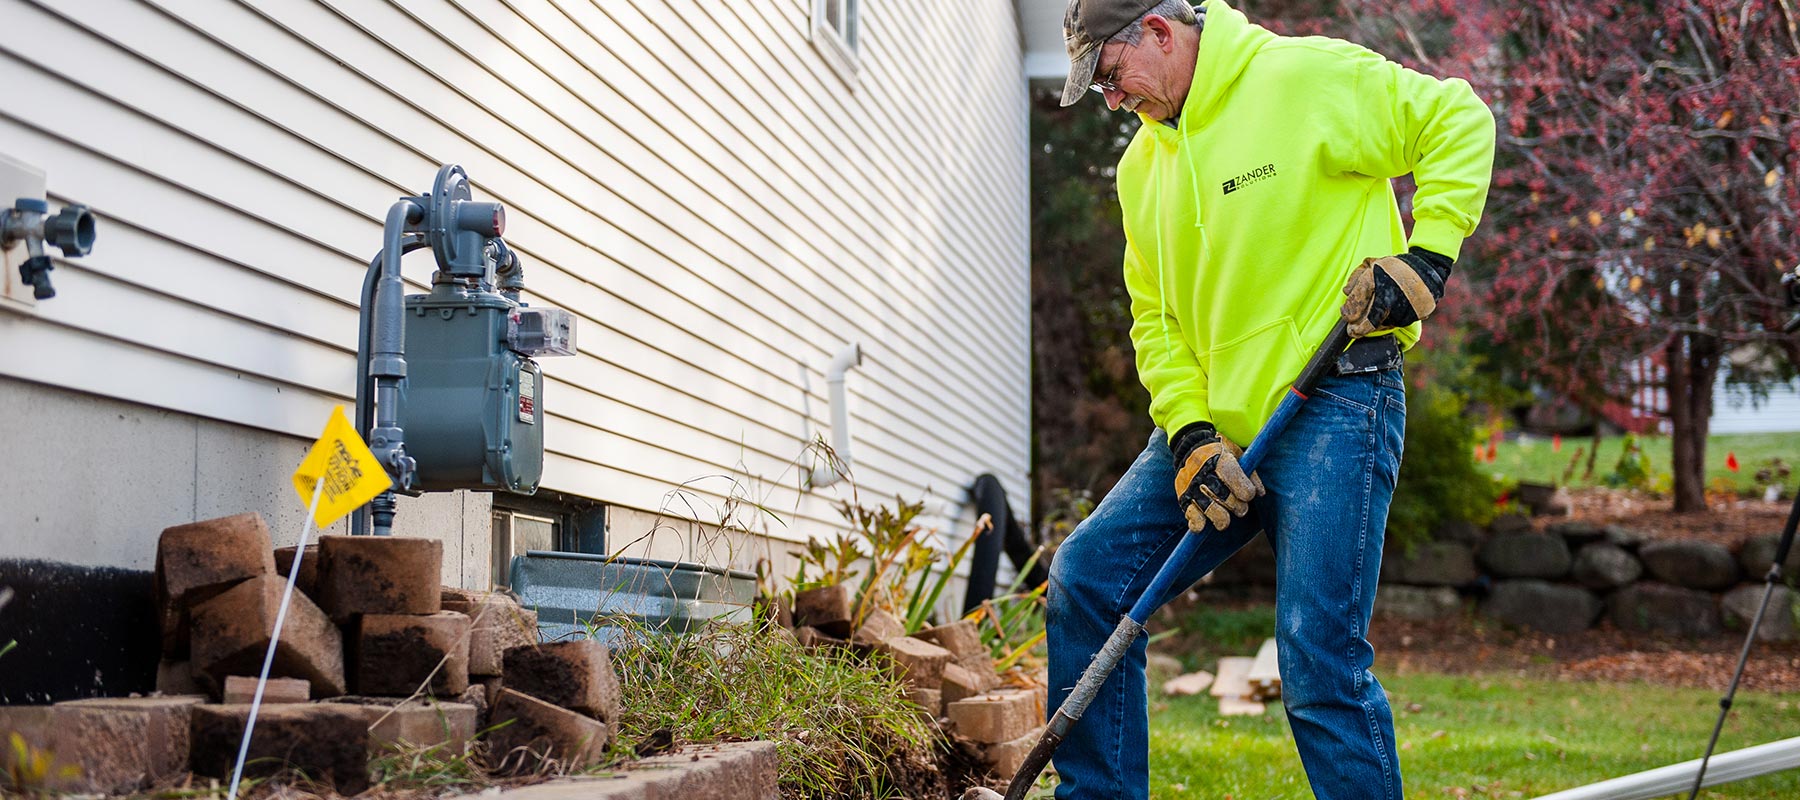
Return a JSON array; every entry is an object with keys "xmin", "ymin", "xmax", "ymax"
[
  {"xmin": 1722, "ymin": 584, "xmax": 1799, "ymax": 642},
  {"xmin": 1639, "ymin": 540, "xmax": 1739, "ymax": 591},
  {"xmin": 1375, "ymin": 585, "xmax": 1463, "ymax": 622},
  {"xmin": 1570, "ymin": 543, "xmax": 1643, "ymax": 590},
  {"xmin": 1479, "ymin": 534, "xmax": 1572, "ymax": 579},
  {"xmin": 1608, "ymin": 582, "xmax": 1721, "ymax": 637},
  {"xmin": 1432, "ymin": 519, "xmax": 1486, "ymax": 546},
  {"xmin": 1479, "ymin": 580, "xmax": 1601, "ymax": 634},
  {"xmin": 1546, "ymin": 521, "xmax": 1606, "ymax": 548},
  {"xmin": 1738, "ymin": 533, "xmax": 1800, "ymax": 576},
  {"xmin": 1489, "ymin": 513, "xmax": 1533, "ymax": 535},
  {"xmin": 1381, "ymin": 542, "xmax": 1478, "ymax": 587}
]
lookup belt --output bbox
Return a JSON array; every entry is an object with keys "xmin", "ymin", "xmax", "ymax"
[{"xmin": 1332, "ymin": 335, "xmax": 1403, "ymax": 375}]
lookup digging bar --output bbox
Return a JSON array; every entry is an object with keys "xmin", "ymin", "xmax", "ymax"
[{"xmin": 964, "ymin": 320, "xmax": 1355, "ymax": 800}]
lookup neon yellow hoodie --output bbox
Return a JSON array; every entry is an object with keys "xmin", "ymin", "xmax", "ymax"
[{"xmin": 1120, "ymin": 0, "xmax": 1495, "ymax": 446}]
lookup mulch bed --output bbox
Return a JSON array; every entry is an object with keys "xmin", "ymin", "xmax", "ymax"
[
  {"xmin": 1562, "ymin": 488, "xmax": 1792, "ymax": 547},
  {"xmin": 1371, "ymin": 613, "xmax": 1800, "ymax": 693}
]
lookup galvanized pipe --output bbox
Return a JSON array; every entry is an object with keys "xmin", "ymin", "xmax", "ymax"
[{"xmin": 1531, "ymin": 736, "xmax": 1800, "ymax": 800}]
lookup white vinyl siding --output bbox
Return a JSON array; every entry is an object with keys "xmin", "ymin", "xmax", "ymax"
[{"xmin": 0, "ymin": 0, "xmax": 1031, "ymax": 545}]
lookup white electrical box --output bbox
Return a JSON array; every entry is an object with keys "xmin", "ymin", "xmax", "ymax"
[{"xmin": 0, "ymin": 154, "xmax": 48, "ymax": 311}]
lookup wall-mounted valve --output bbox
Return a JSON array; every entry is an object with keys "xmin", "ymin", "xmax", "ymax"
[
  {"xmin": 351, "ymin": 164, "xmax": 577, "ymax": 536},
  {"xmin": 1, "ymin": 198, "xmax": 95, "ymax": 300}
]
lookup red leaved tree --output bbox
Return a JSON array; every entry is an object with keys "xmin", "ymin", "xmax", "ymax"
[{"xmin": 1460, "ymin": 0, "xmax": 1800, "ymax": 511}]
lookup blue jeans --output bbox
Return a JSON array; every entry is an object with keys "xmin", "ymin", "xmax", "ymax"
[{"xmin": 1047, "ymin": 369, "xmax": 1407, "ymax": 800}]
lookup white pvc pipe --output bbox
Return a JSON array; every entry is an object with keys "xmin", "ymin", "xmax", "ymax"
[
  {"xmin": 1531, "ymin": 736, "xmax": 1800, "ymax": 800},
  {"xmin": 809, "ymin": 342, "xmax": 862, "ymax": 489}
]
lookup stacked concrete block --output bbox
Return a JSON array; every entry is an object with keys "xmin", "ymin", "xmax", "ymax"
[
  {"xmin": 33, "ymin": 696, "xmax": 205, "ymax": 794},
  {"xmin": 190, "ymin": 703, "xmax": 371, "ymax": 794},
  {"xmin": 274, "ymin": 544, "xmax": 321, "ymax": 599},
  {"xmin": 317, "ymin": 535, "xmax": 442, "ymax": 621},
  {"xmin": 875, "ymin": 635, "xmax": 952, "ymax": 689},
  {"xmin": 341, "ymin": 698, "xmax": 479, "ymax": 755},
  {"xmin": 916, "ymin": 620, "xmax": 1001, "ymax": 692},
  {"xmin": 493, "ymin": 640, "xmax": 624, "ymax": 767},
  {"xmin": 154, "ymin": 513, "xmax": 277, "ymax": 659},
  {"xmin": 486, "ymin": 689, "xmax": 610, "ymax": 774},
  {"xmin": 222, "ymin": 675, "xmax": 310, "ymax": 705},
  {"xmin": 947, "ymin": 689, "xmax": 1042, "ymax": 745},
  {"xmin": 190, "ymin": 573, "xmax": 347, "ymax": 697},
  {"xmin": 502, "ymin": 642, "xmax": 623, "ymax": 730},
  {"xmin": 793, "ymin": 584, "xmax": 854, "ymax": 638},
  {"xmin": 853, "ymin": 608, "xmax": 907, "ymax": 645},
  {"xmin": 442, "ymin": 589, "xmax": 539, "ymax": 677},
  {"xmin": 315, "ymin": 535, "xmax": 458, "ymax": 698},
  {"xmin": 354, "ymin": 611, "xmax": 472, "ymax": 696}
]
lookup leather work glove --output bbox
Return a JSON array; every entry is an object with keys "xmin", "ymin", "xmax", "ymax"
[
  {"xmin": 1171, "ymin": 422, "xmax": 1265, "ymax": 533},
  {"xmin": 1340, "ymin": 247, "xmax": 1454, "ymax": 337}
]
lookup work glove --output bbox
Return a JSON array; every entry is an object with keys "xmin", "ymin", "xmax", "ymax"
[
  {"xmin": 1340, "ymin": 247, "xmax": 1454, "ymax": 337},
  {"xmin": 1171, "ymin": 422, "xmax": 1265, "ymax": 533}
]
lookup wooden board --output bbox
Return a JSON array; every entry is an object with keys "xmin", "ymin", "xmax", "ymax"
[
  {"xmin": 1247, "ymin": 637, "xmax": 1281, "ymax": 700},
  {"xmin": 1210, "ymin": 656, "xmax": 1255, "ymax": 698}
]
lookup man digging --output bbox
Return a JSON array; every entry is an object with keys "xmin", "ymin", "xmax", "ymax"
[{"xmin": 1039, "ymin": 1, "xmax": 1495, "ymax": 798}]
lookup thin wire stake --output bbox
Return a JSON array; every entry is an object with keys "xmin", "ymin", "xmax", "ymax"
[{"xmin": 228, "ymin": 476, "xmax": 325, "ymax": 800}]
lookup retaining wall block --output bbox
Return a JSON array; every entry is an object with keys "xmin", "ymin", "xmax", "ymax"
[
  {"xmin": 792, "ymin": 585, "xmax": 853, "ymax": 638},
  {"xmin": 485, "ymin": 689, "xmax": 608, "ymax": 774},
  {"xmin": 502, "ymin": 640, "xmax": 622, "ymax": 739},
  {"xmin": 50, "ymin": 695, "xmax": 205, "ymax": 794},
  {"xmin": 946, "ymin": 689, "xmax": 1041, "ymax": 744},
  {"xmin": 355, "ymin": 611, "xmax": 471, "ymax": 697},
  {"xmin": 189, "ymin": 574, "xmax": 345, "ymax": 697},
  {"xmin": 155, "ymin": 513, "xmax": 275, "ymax": 658},
  {"xmin": 189, "ymin": 703, "xmax": 371, "ymax": 794},
  {"xmin": 317, "ymin": 535, "xmax": 442, "ymax": 622}
]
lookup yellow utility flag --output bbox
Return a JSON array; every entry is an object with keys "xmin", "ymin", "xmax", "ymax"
[{"xmin": 291, "ymin": 406, "xmax": 392, "ymax": 527}]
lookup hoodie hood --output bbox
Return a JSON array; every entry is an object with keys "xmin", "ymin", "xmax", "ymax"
[{"xmin": 1165, "ymin": 0, "xmax": 1276, "ymax": 130}]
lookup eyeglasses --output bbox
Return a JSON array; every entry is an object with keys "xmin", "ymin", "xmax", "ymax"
[
  {"xmin": 1087, "ymin": 56, "xmax": 1116, "ymax": 95},
  {"xmin": 1090, "ymin": 44, "xmax": 1125, "ymax": 95}
]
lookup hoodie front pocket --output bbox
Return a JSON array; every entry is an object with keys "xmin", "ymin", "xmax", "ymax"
[{"xmin": 1201, "ymin": 317, "xmax": 1306, "ymax": 442}]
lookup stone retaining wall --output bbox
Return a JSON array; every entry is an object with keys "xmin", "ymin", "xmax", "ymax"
[{"xmin": 1207, "ymin": 515, "xmax": 1798, "ymax": 641}]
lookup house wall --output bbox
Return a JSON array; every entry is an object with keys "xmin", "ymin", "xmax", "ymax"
[{"xmin": 0, "ymin": 0, "xmax": 1033, "ymax": 587}]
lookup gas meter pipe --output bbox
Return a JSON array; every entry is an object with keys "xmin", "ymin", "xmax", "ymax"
[{"xmin": 350, "ymin": 233, "xmax": 427, "ymax": 537}]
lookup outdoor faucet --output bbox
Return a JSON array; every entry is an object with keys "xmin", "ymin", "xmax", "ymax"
[{"xmin": 1, "ymin": 197, "xmax": 95, "ymax": 300}]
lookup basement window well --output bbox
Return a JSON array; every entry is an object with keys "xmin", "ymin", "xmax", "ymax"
[{"xmin": 811, "ymin": 0, "xmax": 861, "ymax": 82}]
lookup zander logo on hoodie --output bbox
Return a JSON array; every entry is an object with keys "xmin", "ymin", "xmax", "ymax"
[{"xmin": 1222, "ymin": 163, "xmax": 1278, "ymax": 195}]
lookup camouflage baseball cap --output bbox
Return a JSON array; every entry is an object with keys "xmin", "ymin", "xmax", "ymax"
[{"xmin": 1060, "ymin": 0, "xmax": 1164, "ymax": 106}]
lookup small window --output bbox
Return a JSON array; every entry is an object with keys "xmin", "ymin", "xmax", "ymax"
[
  {"xmin": 812, "ymin": 0, "xmax": 861, "ymax": 83},
  {"xmin": 491, "ymin": 492, "xmax": 605, "ymax": 588}
]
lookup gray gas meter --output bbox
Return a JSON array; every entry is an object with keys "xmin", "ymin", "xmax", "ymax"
[{"xmin": 352, "ymin": 165, "xmax": 576, "ymax": 536}]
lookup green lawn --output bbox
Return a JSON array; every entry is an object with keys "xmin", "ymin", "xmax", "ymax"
[
  {"xmin": 1476, "ymin": 432, "xmax": 1800, "ymax": 495},
  {"xmin": 1148, "ymin": 673, "xmax": 1800, "ymax": 798}
]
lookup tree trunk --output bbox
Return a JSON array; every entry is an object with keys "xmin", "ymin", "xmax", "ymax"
[{"xmin": 1667, "ymin": 330, "xmax": 1721, "ymax": 513}]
